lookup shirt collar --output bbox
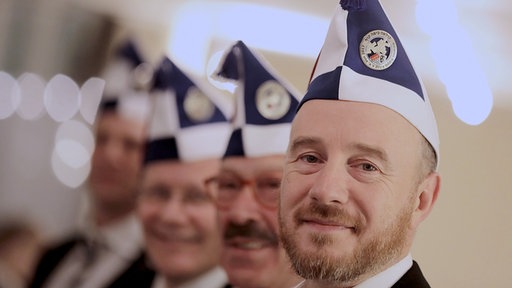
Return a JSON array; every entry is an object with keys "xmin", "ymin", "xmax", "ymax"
[
  {"xmin": 355, "ymin": 254, "xmax": 413, "ymax": 288},
  {"xmin": 152, "ymin": 266, "xmax": 228, "ymax": 288}
]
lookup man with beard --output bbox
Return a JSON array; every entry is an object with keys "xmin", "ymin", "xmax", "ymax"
[
  {"xmin": 279, "ymin": 1, "xmax": 441, "ymax": 288},
  {"xmin": 30, "ymin": 40, "xmax": 155, "ymax": 288},
  {"xmin": 206, "ymin": 40, "xmax": 302, "ymax": 288},
  {"xmin": 137, "ymin": 56, "xmax": 231, "ymax": 288}
]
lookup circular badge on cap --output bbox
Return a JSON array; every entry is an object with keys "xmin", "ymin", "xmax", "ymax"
[
  {"xmin": 256, "ymin": 80, "xmax": 291, "ymax": 120},
  {"xmin": 132, "ymin": 62, "xmax": 154, "ymax": 90},
  {"xmin": 360, "ymin": 30, "xmax": 397, "ymax": 70},
  {"xmin": 184, "ymin": 87, "xmax": 215, "ymax": 123}
]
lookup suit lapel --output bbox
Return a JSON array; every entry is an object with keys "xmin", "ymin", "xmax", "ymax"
[{"xmin": 391, "ymin": 261, "xmax": 431, "ymax": 288}]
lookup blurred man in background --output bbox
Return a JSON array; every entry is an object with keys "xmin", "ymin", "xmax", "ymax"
[{"xmin": 29, "ymin": 40, "xmax": 155, "ymax": 288}]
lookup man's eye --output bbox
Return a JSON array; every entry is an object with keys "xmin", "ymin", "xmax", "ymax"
[
  {"xmin": 360, "ymin": 163, "xmax": 377, "ymax": 172},
  {"xmin": 300, "ymin": 154, "xmax": 319, "ymax": 164},
  {"xmin": 258, "ymin": 178, "xmax": 281, "ymax": 190},
  {"xmin": 143, "ymin": 187, "xmax": 168, "ymax": 200},
  {"xmin": 218, "ymin": 180, "xmax": 240, "ymax": 190},
  {"xmin": 184, "ymin": 190, "xmax": 211, "ymax": 203}
]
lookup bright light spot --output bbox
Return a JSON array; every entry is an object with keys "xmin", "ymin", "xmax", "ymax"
[
  {"xmin": 169, "ymin": 2, "xmax": 329, "ymax": 75},
  {"xmin": 55, "ymin": 139, "xmax": 90, "ymax": 169},
  {"xmin": 206, "ymin": 50, "xmax": 237, "ymax": 94},
  {"xmin": 16, "ymin": 73, "xmax": 46, "ymax": 120},
  {"xmin": 416, "ymin": 0, "xmax": 493, "ymax": 125},
  {"xmin": 44, "ymin": 74, "xmax": 81, "ymax": 122},
  {"xmin": 0, "ymin": 71, "xmax": 21, "ymax": 119},
  {"xmin": 53, "ymin": 120, "xmax": 94, "ymax": 187},
  {"xmin": 445, "ymin": 80, "xmax": 493, "ymax": 126},
  {"xmin": 54, "ymin": 120, "xmax": 94, "ymax": 168},
  {"xmin": 80, "ymin": 77, "xmax": 105, "ymax": 125},
  {"xmin": 169, "ymin": 2, "xmax": 215, "ymax": 75},
  {"xmin": 416, "ymin": 1, "xmax": 459, "ymax": 35},
  {"xmin": 215, "ymin": 3, "xmax": 328, "ymax": 57},
  {"xmin": 51, "ymin": 148, "xmax": 91, "ymax": 188}
]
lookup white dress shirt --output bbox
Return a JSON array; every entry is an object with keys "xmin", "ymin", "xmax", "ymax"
[{"xmin": 151, "ymin": 266, "xmax": 228, "ymax": 288}]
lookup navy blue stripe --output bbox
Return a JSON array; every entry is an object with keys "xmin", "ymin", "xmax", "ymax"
[
  {"xmin": 223, "ymin": 128, "xmax": 245, "ymax": 158},
  {"xmin": 299, "ymin": 66, "xmax": 343, "ymax": 110},
  {"xmin": 343, "ymin": 1, "xmax": 424, "ymax": 100},
  {"xmin": 234, "ymin": 41, "xmax": 299, "ymax": 125},
  {"xmin": 152, "ymin": 57, "xmax": 228, "ymax": 129},
  {"xmin": 117, "ymin": 41, "xmax": 143, "ymax": 67},
  {"xmin": 144, "ymin": 137, "xmax": 179, "ymax": 164}
]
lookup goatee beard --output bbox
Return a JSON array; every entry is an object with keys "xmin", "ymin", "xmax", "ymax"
[{"xmin": 280, "ymin": 201, "xmax": 413, "ymax": 285}]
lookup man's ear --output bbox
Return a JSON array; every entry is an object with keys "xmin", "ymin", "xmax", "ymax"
[{"xmin": 411, "ymin": 172, "xmax": 441, "ymax": 229}]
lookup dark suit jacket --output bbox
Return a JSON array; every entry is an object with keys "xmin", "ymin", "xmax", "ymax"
[
  {"xmin": 392, "ymin": 261, "xmax": 431, "ymax": 288},
  {"xmin": 28, "ymin": 237, "xmax": 155, "ymax": 288},
  {"xmin": 222, "ymin": 261, "xmax": 429, "ymax": 288}
]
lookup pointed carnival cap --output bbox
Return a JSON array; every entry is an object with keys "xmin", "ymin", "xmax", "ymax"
[
  {"xmin": 98, "ymin": 39, "xmax": 152, "ymax": 122},
  {"xmin": 144, "ymin": 57, "xmax": 232, "ymax": 164},
  {"xmin": 301, "ymin": 0, "xmax": 439, "ymax": 164},
  {"xmin": 216, "ymin": 40, "xmax": 301, "ymax": 158}
]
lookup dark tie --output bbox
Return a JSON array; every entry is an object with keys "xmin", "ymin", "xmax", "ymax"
[{"xmin": 65, "ymin": 239, "xmax": 101, "ymax": 288}]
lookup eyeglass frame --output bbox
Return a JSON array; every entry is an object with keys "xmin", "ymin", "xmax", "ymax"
[{"xmin": 204, "ymin": 172, "xmax": 282, "ymax": 209}]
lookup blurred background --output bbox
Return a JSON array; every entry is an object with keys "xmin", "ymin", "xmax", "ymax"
[{"xmin": 0, "ymin": 0, "xmax": 510, "ymax": 287}]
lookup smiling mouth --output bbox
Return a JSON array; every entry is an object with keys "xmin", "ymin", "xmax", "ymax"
[
  {"xmin": 225, "ymin": 236, "xmax": 276, "ymax": 250},
  {"xmin": 300, "ymin": 218, "xmax": 356, "ymax": 233},
  {"xmin": 151, "ymin": 229, "xmax": 200, "ymax": 243}
]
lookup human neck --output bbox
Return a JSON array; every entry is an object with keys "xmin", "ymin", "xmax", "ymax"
[{"xmin": 93, "ymin": 205, "xmax": 133, "ymax": 227}]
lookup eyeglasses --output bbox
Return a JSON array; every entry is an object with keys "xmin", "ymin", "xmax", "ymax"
[
  {"xmin": 205, "ymin": 173, "xmax": 282, "ymax": 209},
  {"xmin": 139, "ymin": 185, "xmax": 213, "ymax": 206}
]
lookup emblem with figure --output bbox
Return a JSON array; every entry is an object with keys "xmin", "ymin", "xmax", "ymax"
[{"xmin": 360, "ymin": 29, "xmax": 397, "ymax": 70}]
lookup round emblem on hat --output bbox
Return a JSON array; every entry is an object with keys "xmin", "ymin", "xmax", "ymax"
[
  {"xmin": 183, "ymin": 87, "xmax": 215, "ymax": 123},
  {"xmin": 132, "ymin": 62, "xmax": 154, "ymax": 90},
  {"xmin": 360, "ymin": 30, "xmax": 397, "ymax": 70},
  {"xmin": 256, "ymin": 80, "xmax": 291, "ymax": 120}
]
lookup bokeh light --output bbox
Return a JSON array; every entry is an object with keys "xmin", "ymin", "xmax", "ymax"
[
  {"xmin": 16, "ymin": 73, "xmax": 46, "ymax": 120},
  {"xmin": 0, "ymin": 71, "xmax": 21, "ymax": 119},
  {"xmin": 44, "ymin": 74, "xmax": 81, "ymax": 122},
  {"xmin": 416, "ymin": 0, "xmax": 493, "ymax": 125},
  {"xmin": 52, "ymin": 120, "xmax": 95, "ymax": 187}
]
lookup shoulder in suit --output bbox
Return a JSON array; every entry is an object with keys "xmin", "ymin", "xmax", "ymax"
[
  {"xmin": 392, "ymin": 261, "xmax": 431, "ymax": 288},
  {"xmin": 28, "ymin": 237, "xmax": 80, "ymax": 288},
  {"xmin": 107, "ymin": 252, "xmax": 156, "ymax": 288}
]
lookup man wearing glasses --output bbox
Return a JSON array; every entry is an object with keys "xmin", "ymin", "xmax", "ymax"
[
  {"xmin": 206, "ymin": 41, "xmax": 302, "ymax": 288},
  {"xmin": 137, "ymin": 57, "xmax": 231, "ymax": 288}
]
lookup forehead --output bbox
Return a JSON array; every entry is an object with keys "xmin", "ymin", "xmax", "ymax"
[
  {"xmin": 143, "ymin": 159, "xmax": 220, "ymax": 185},
  {"xmin": 221, "ymin": 155, "xmax": 285, "ymax": 178},
  {"xmin": 291, "ymin": 100, "xmax": 422, "ymax": 156},
  {"xmin": 96, "ymin": 112, "xmax": 146, "ymax": 138}
]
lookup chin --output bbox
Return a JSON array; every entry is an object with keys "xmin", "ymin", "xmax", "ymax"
[{"xmin": 222, "ymin": 247, "xmax": 280, "ymax": 287}]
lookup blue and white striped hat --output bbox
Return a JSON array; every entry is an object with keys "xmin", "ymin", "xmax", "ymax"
[
  {"xmin": 144, "ymin": 57, "xmax": 231, "ymax": 164},
  {"xmin": 301, "ymin": 0, "xmax": 439, "ymax": 162},
  {"xmin": 216, "ymin": 40, "xmax": 301, "ymax": 158},
  {"xmin": 99, "ymin": 40, "xmax": 152, "ymax": 122}
]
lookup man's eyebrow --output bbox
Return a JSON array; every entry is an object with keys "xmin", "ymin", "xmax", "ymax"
[
  {"xmin": 288, "ymin": 136, "xmax": 322, "ymax": 154},
  {"xmin": 349, "ymin": 143, "xmax": 389, "ymax": 163}
]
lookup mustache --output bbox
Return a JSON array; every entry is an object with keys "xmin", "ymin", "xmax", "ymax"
[
  {"xmin": 224, "ymin": 221, "xmax": 278, "ymax": 244},
  {"xmin": 294, "ymin": 202, "xmax": 363, "ymax": 232}
]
